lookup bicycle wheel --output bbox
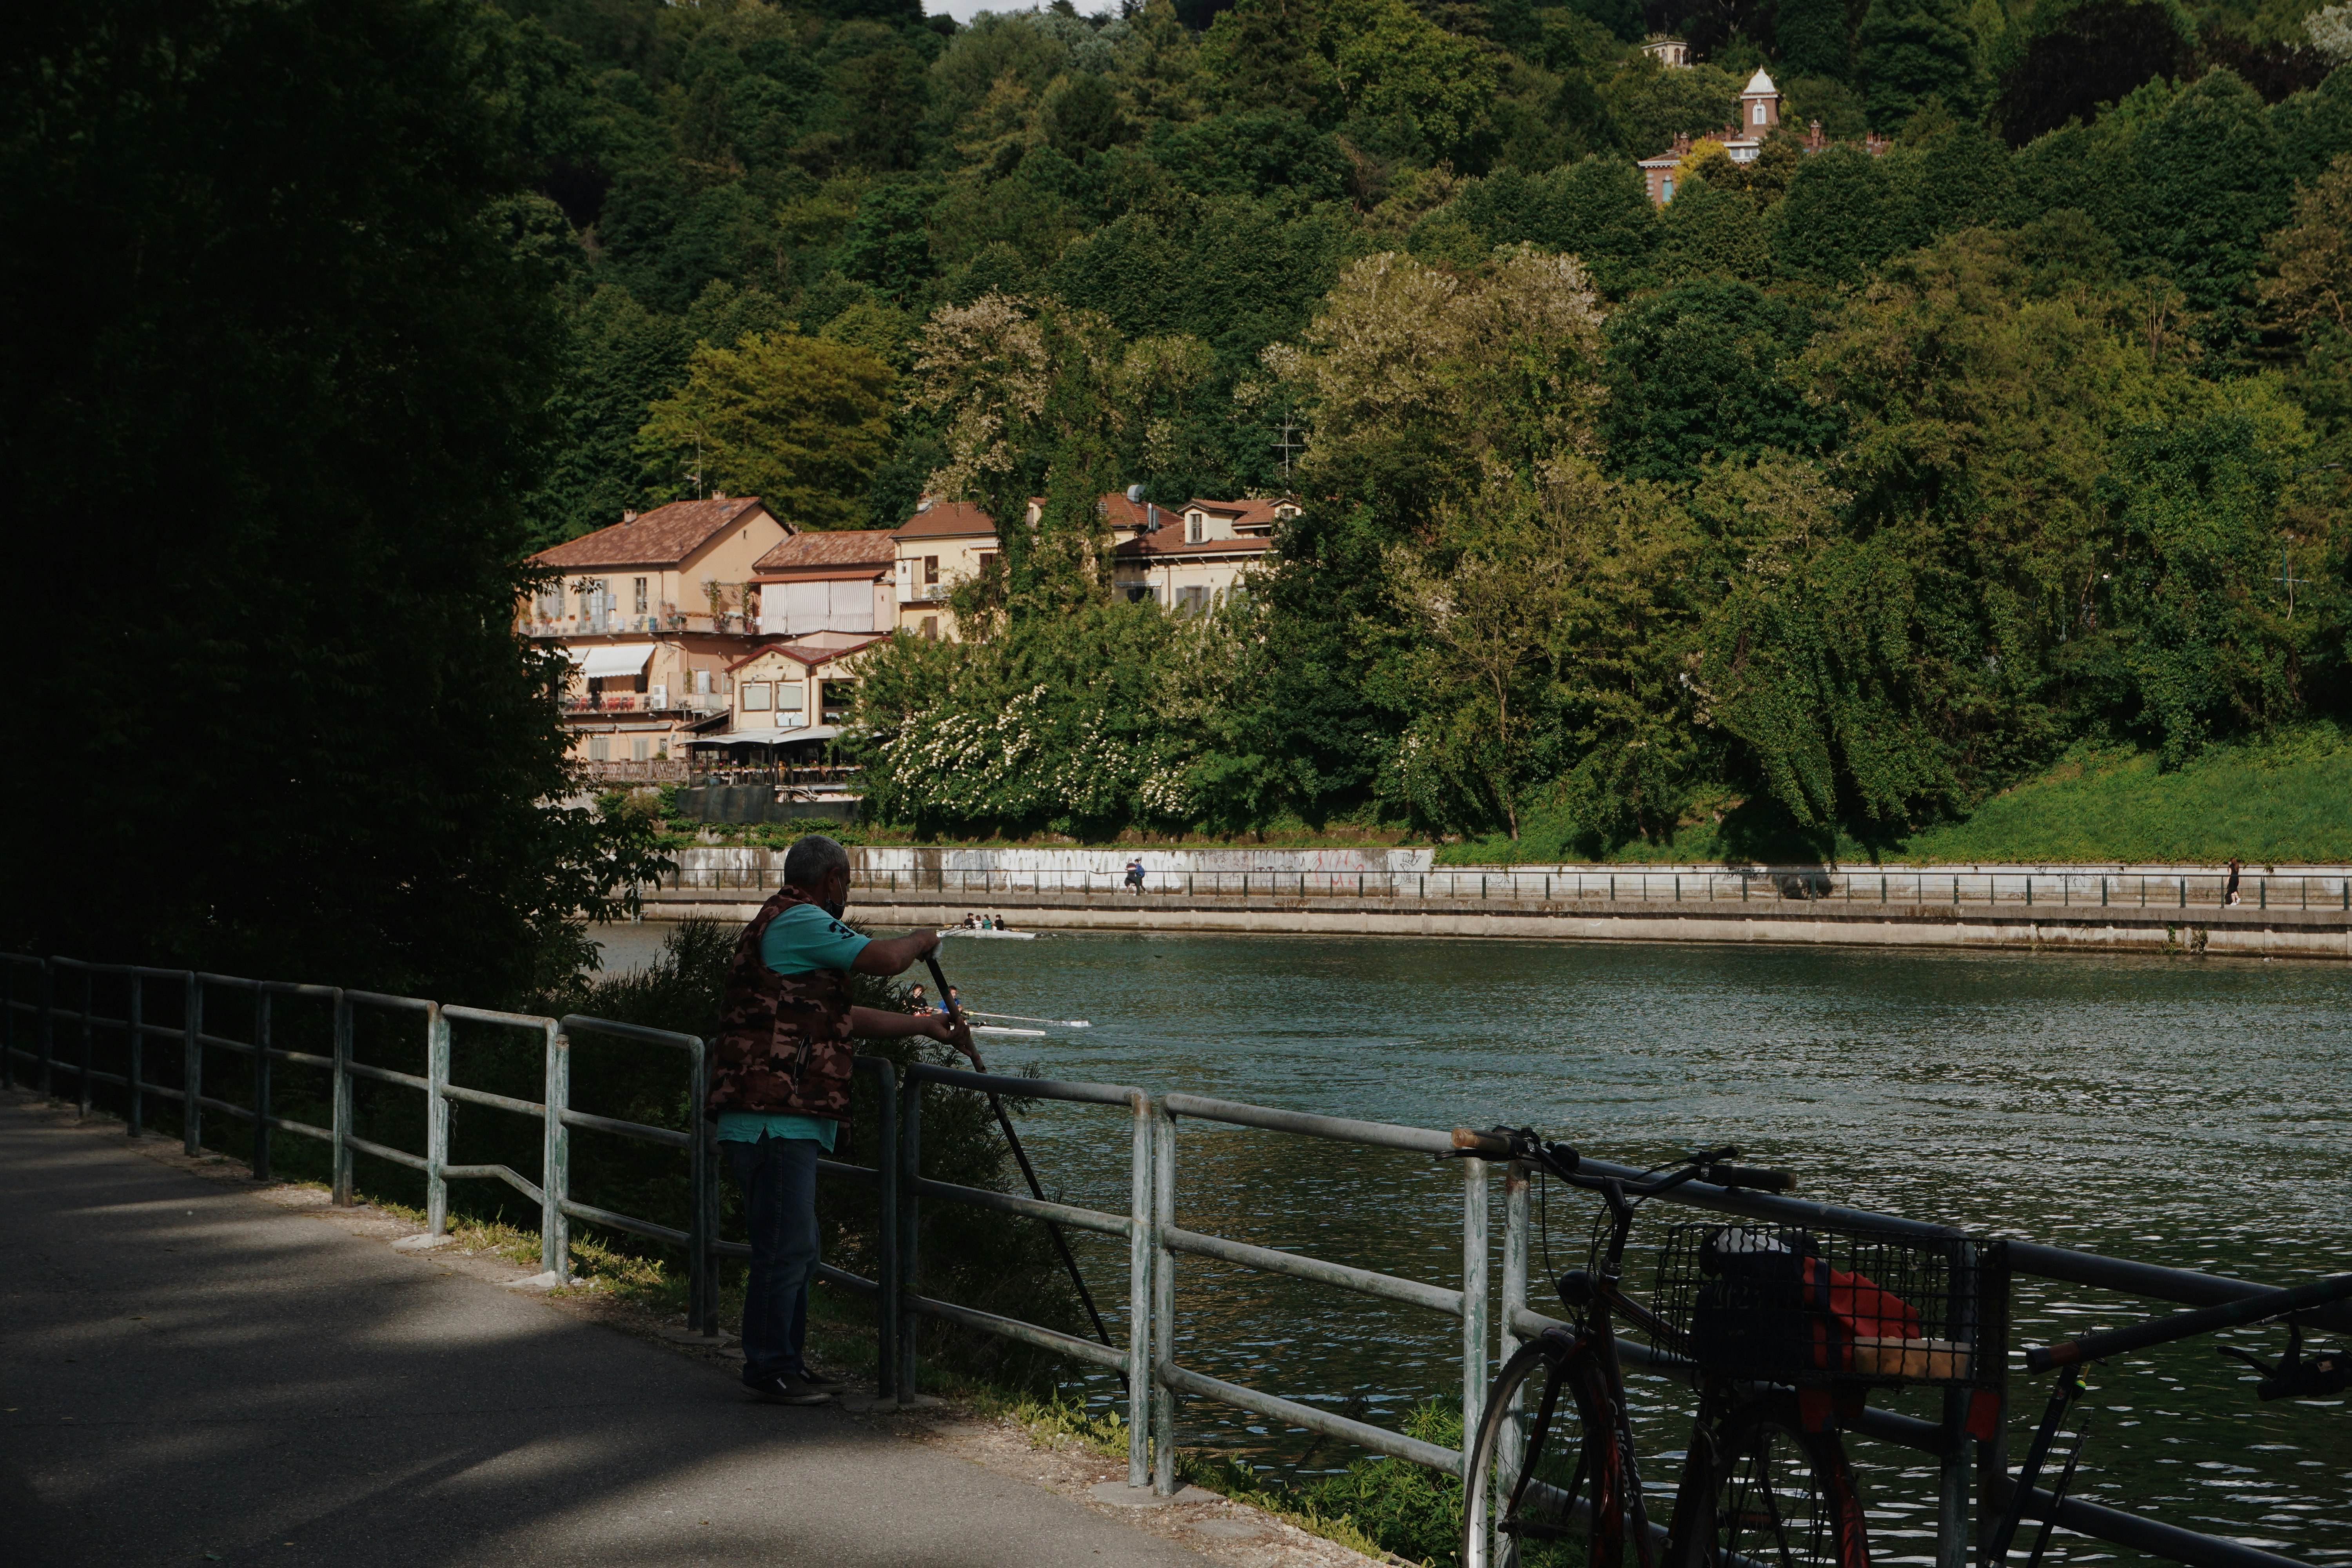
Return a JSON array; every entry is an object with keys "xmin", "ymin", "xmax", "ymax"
[
  {"xmin": 1691, "ymin": 1392, "xmax": 1869, "ymax": 1568},
  {"xmin": 1462, "ymin": 1331, "xmax": 1629, "ymax": 1568}
]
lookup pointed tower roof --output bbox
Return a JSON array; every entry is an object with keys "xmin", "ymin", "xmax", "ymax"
[{"xmin": 1743, "ymin": 68, "xmax": 1778, "ymax": 95}]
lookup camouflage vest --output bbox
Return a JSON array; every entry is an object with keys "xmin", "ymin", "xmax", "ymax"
[{"xmin": 707, "ymin": 886, "xmax": 856, "ymax": 1123}]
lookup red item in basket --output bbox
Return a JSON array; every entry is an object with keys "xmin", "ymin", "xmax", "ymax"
[{"xmin": 1803, "ymin": 1259, "xmax": 1923, "ymax": 1370}]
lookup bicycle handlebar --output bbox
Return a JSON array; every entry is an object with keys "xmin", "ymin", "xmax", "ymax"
[
  {"xmin": 1702, "ymin": 1163, "xmax": 1796, "ymax": 1193},
  {"xmin": 1447, "ymin": 1129, "xmax": 1792, "ymax": 1195},
  {"xmin": 2026, "ymin": 1272, "xmax": 2352, "ymax": 1372}
]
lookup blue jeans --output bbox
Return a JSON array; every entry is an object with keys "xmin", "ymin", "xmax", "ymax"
[{"xmin": 724, "ymin": 1133, "xmax": 820, "ymax": 1385}]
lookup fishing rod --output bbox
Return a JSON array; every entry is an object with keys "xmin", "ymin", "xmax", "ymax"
[
  {"xmin": 926, "ymin": 954, "xmax": 1113, "ymax": 1350},
  {"xmin": 966, "ymin": 1009, "xmax": 1091, "ymax": 1029}
]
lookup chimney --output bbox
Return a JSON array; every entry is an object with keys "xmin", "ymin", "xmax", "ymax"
[
  {"xmin": 712, "ymin": 490, "xmax": 728, "ymax": 501},
  {"xmin": 1807, "ymin": 119, "xmax": 1824, "ymax": 152},
  {"xmin": 622, "ymin": 509, "xmax": 639, "ymax": 523}
]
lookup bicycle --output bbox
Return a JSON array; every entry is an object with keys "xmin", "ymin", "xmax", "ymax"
[
  {"xmin": 1987, "ymin": 1271, "xmax": 2352, "ymax": 1564},
  {"xmin": 1448, "ymin": 1127, "xmax": 1988, "ymax": 1568}
]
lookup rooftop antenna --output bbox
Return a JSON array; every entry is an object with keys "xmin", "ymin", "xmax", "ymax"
[{"xmin": 1270, "ymin": 418, "xmax": 1303, "ymax": 479}]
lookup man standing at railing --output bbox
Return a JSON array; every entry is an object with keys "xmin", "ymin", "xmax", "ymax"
[{"xmin": 710, "ymin": 833, "xmax": 975, "ymax": 1405}]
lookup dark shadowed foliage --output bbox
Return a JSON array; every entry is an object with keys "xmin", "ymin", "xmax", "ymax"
[{"xmin": 0, "ymin": 0, "xmax": 661, "ymax": 999}]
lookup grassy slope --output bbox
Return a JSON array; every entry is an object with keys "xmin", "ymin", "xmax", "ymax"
[
  {"xmin": 667, "ymin": 729, "xmax": 2351, "ymax": 866},
  {"xmin": 1439, "ymin": 726, "xmax": 2352, "ymax": 867}
]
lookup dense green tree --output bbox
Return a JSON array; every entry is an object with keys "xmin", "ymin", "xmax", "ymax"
[
  {"xmin": 1153, "ymin": 111, "xmax": 1354, "ymax": 207},
  {"xmin": 2101, "ymin": 410, "xmax": 2306, "ymax": 761},
  {"xmin": 1990, "ymin": 0, "xmax": 2197, "ymax": 145},
  {"xmin": 1601, "ymin": 59, "xmax": 1743, "ymax": 155},
  {"xmin": 636, "ymin": 329, "xmax": 894, "ymax": 526},
  {"xmin": 1659, "ymin": 176, "xmax": 1773, "ymax": 281},
  {"xmin": 1769, "ymin": 143, "xmax": 1920, "ymax": 283},
  {"xmin": 1856, "ymin": 0, "xmax": 1982, "ymax": 126},
  {"xmin": 2117, "ymin": 68, "xmax": 2289, "ymax": 321},
  {"xmin": 1441, "ymin": 157, "xmax": 1663, "ymax": 295},
  {"xmin": 531, "ymin": 283, "xmax": 691, "ymax": 546},
  {"xmin": 5, "ymin": 0, "xmax": 659, "ymax": 992},
  {"xmin": 1779, "ymin": 0, "xmax": 1856, "ymax": 78},
  {"xmin": 1600, "ymin": 281, "xmax": 1832, "ymax": 482}
]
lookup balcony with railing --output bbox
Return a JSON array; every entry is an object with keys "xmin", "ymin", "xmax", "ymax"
[
  {"xmin": 560, "ymin": 690, "xmax": 731, "ymax": 718},
  {"xmin": 523, "ymin": 612, "xmax": 756, "ymax": 638}
]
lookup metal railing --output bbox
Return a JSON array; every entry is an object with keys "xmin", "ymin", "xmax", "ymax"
[
  {"xmin": 643, "ymin": 862, "xmax": 2352, "ymax": 915},
  {"xmin": 5, "ymin": 950, "xmax": 2330, "ymax": 1568}
]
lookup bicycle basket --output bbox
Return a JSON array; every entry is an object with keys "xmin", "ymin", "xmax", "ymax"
[{"xmin": 1652, "ymin": 1223, "xmax": 1978, "ymax": 1387}]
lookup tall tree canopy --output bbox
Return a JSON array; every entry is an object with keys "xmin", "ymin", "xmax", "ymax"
[{"xmin": 2, "ymin": 0, "xmax": 657, "ymax": 992}]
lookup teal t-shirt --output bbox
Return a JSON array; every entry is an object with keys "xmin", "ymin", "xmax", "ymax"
[{"xmin": 717, "ymin": 902, "xmax": 870, "ymax": 1153}]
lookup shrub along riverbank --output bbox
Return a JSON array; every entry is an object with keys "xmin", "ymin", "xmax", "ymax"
[{"xmin": 650, "ymin": 724, "xmax": 2352, "ymax": 868}]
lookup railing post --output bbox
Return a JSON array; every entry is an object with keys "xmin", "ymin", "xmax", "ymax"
[
  {"xmin": 1461, "ymin": 1153, "xmax": 1488, "ymax": 1494},
  {"xmin": 38, "ymin": 960, "xmax": 56, "ymax": 1099},
  {"xmin": 331, "ymin": 991, "xmax": 354, "ymax": 1205},
  {"xmin": 78, "ymin": 965, "xmax": 95, "ymax": 1118},
  {"xmin": 1151, "ymin": 1103, "xmax": 1178, "ymax": 1495},
  {"xmin": 253, "ymin": 989, "xmax": 273, "ymax": 1181},
  {"xmin": 1495, "ymin": 1160, "xmax": 1530, "ymax": 1566},
  {"xmin": 542, "ymin": 1027, "xmax": 570, "ymax": 1278},
  {"xmin": 1126, "ymin": 1091, "xmax": 1154, "ymax": 1489},
  {"xmin": 425, "ymin": 1003, "xmax": 450, "ymax": 1235},
  {"xmin": 126, "ymin": 975, "xmax": 143, "ymax": 1136},
  {"xmin": 689, "ymin": 1032, "xmax": 714, "ymax": 1339},
  {"xmin": 871, "ymin": 1057, "xmax": 898, "ymax": 1400},
  {"xmin": 1935, "ymin": 1238, "xmax": 1980, "ymax": 1568},
  {"xmin": 898, "ymin": 1076, "xmax": 922, "ymax": 1396},
  {"xmin": 182, "ymin": 973, "xmax": 202, "ymax": 1155}
]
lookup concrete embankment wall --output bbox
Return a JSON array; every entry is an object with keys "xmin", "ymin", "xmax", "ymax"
[
  {"xmin": 661, "ymin": 846, "xmax": 2352, "ymax": 906},
  {"xmin": 638, "ymin": 885, "xmax": 2352, "ymax": 962}
]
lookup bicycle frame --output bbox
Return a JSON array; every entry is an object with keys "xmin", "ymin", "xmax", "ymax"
[
  {"xmin": 1988, "ymin": 1270, "xmax": 2352, "ymax": 1562},
  {"xmin": 1492, "ymin": 1153, "xmax": 1720, "ymax": 1568}
]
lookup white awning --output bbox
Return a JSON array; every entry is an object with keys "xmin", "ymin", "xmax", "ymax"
[
  {"xmin": 575, "ymin": 644, "xmax": 655, "ymax": 679},
  {"xmin": 687, "ymin": 725, "xmax": 843, "ymax": 747}
]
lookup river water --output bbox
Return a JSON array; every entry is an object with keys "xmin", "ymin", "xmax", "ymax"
[{"xmin": 598, "ymin": 923, "xmax": 2352, "ymax": 1562}]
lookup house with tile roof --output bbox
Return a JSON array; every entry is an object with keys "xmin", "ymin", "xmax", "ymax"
[
  {"xmin": 686, "ymin": 632, "xmax": 890, "ymax": 764},
  {"xmin": 749, "ymin": 528, "xmax": 896, "ymax": 637},
  {"xmin": 1113, "ymin": 497, "xmax": 1296, "ymax": 612},
  {"xmin": 521, "ymin": 494, "xmax": 789, "ymax": 775},
  {"xmin": 888, "ymin": 498, "xmax": 1000, "ymax": 640}
]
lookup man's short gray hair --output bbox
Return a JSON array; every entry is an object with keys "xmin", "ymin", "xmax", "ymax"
[{"xmin": 784, "ymin": 833, "xmax": 850, "ymax": 890}]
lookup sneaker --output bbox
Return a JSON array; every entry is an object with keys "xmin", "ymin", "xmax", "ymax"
[
  {"xmin": 797, "ymin": 1363, "xmax": 851, "ymax": 1393},
  {"xmin": 746, "ymin": 1372, "xmax": 833, "ymax": 1406}
]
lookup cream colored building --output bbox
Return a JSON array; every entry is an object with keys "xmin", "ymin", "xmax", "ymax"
[
  {"xmin": 889, "ymin": 499, "xmax": 999, "ymax": 640},
  {"xmin": 523, "ymin": 495, "xmax": 788, "ymax": 767},
  {"xmin": 524, "ymin": 495, "xmax": 787, "ymax": 636},
  {"xmin": 751, "ymin": 529, "xmax": 895, "ymax": 636},
  {"xmin": 688, "ymin": 632, "xmax": 888, "ymax": 763},
  {"xmin": 1112, "ymin": 497, "xmax": 1294, "ymax": 610}
]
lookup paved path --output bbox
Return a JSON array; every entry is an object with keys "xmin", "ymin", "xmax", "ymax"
[{"xmin": 0, "ymin": 1099, "xmax": 1213, "ymax": 1568}]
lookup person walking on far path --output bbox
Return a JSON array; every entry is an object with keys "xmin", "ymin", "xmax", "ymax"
[
  {"xmin": 1125, "ymin": 858, "xmax": 1146, "ymax": 893},
  {"xmin": 709, "ymin": 833, "xmax": 974, "ymax": 1405},
  {"xmin": 2227, "ymin": 857, "xmax": 2244, "ymax": 907}
]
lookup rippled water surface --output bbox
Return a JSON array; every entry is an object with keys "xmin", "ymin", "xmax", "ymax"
[{"xmin": 604, "ymin": 924, "xmax": 2352, "ymax": 1561}]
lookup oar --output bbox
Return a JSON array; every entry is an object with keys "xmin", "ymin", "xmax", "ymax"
[
  {"xmin": 967, "ymin": 1010, "xmax": 1091, "ymax": 1029},
  {"xmin": 972, "ymin": 1025, "xmax": 1045, "ymax": 1038},
  {"xmin": 925, "ymin": 954, "xmax": 1112, "ymax": 1350}
]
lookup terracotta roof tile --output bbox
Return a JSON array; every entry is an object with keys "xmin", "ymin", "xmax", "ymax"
[
  {"xmin": 1114, "ymin": 521, "xmax": 1279, "ymax": 560},
  {"xmin": 752, "ymin": 529, "xmax": 897, "ymax": 575},
  {"xmin": 891, "ymin": 500, "xmax": 999, "ymax": 541},
  {"xmin": 533, "ymin": 497, "xmax": 774, "ymax": 570}
]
